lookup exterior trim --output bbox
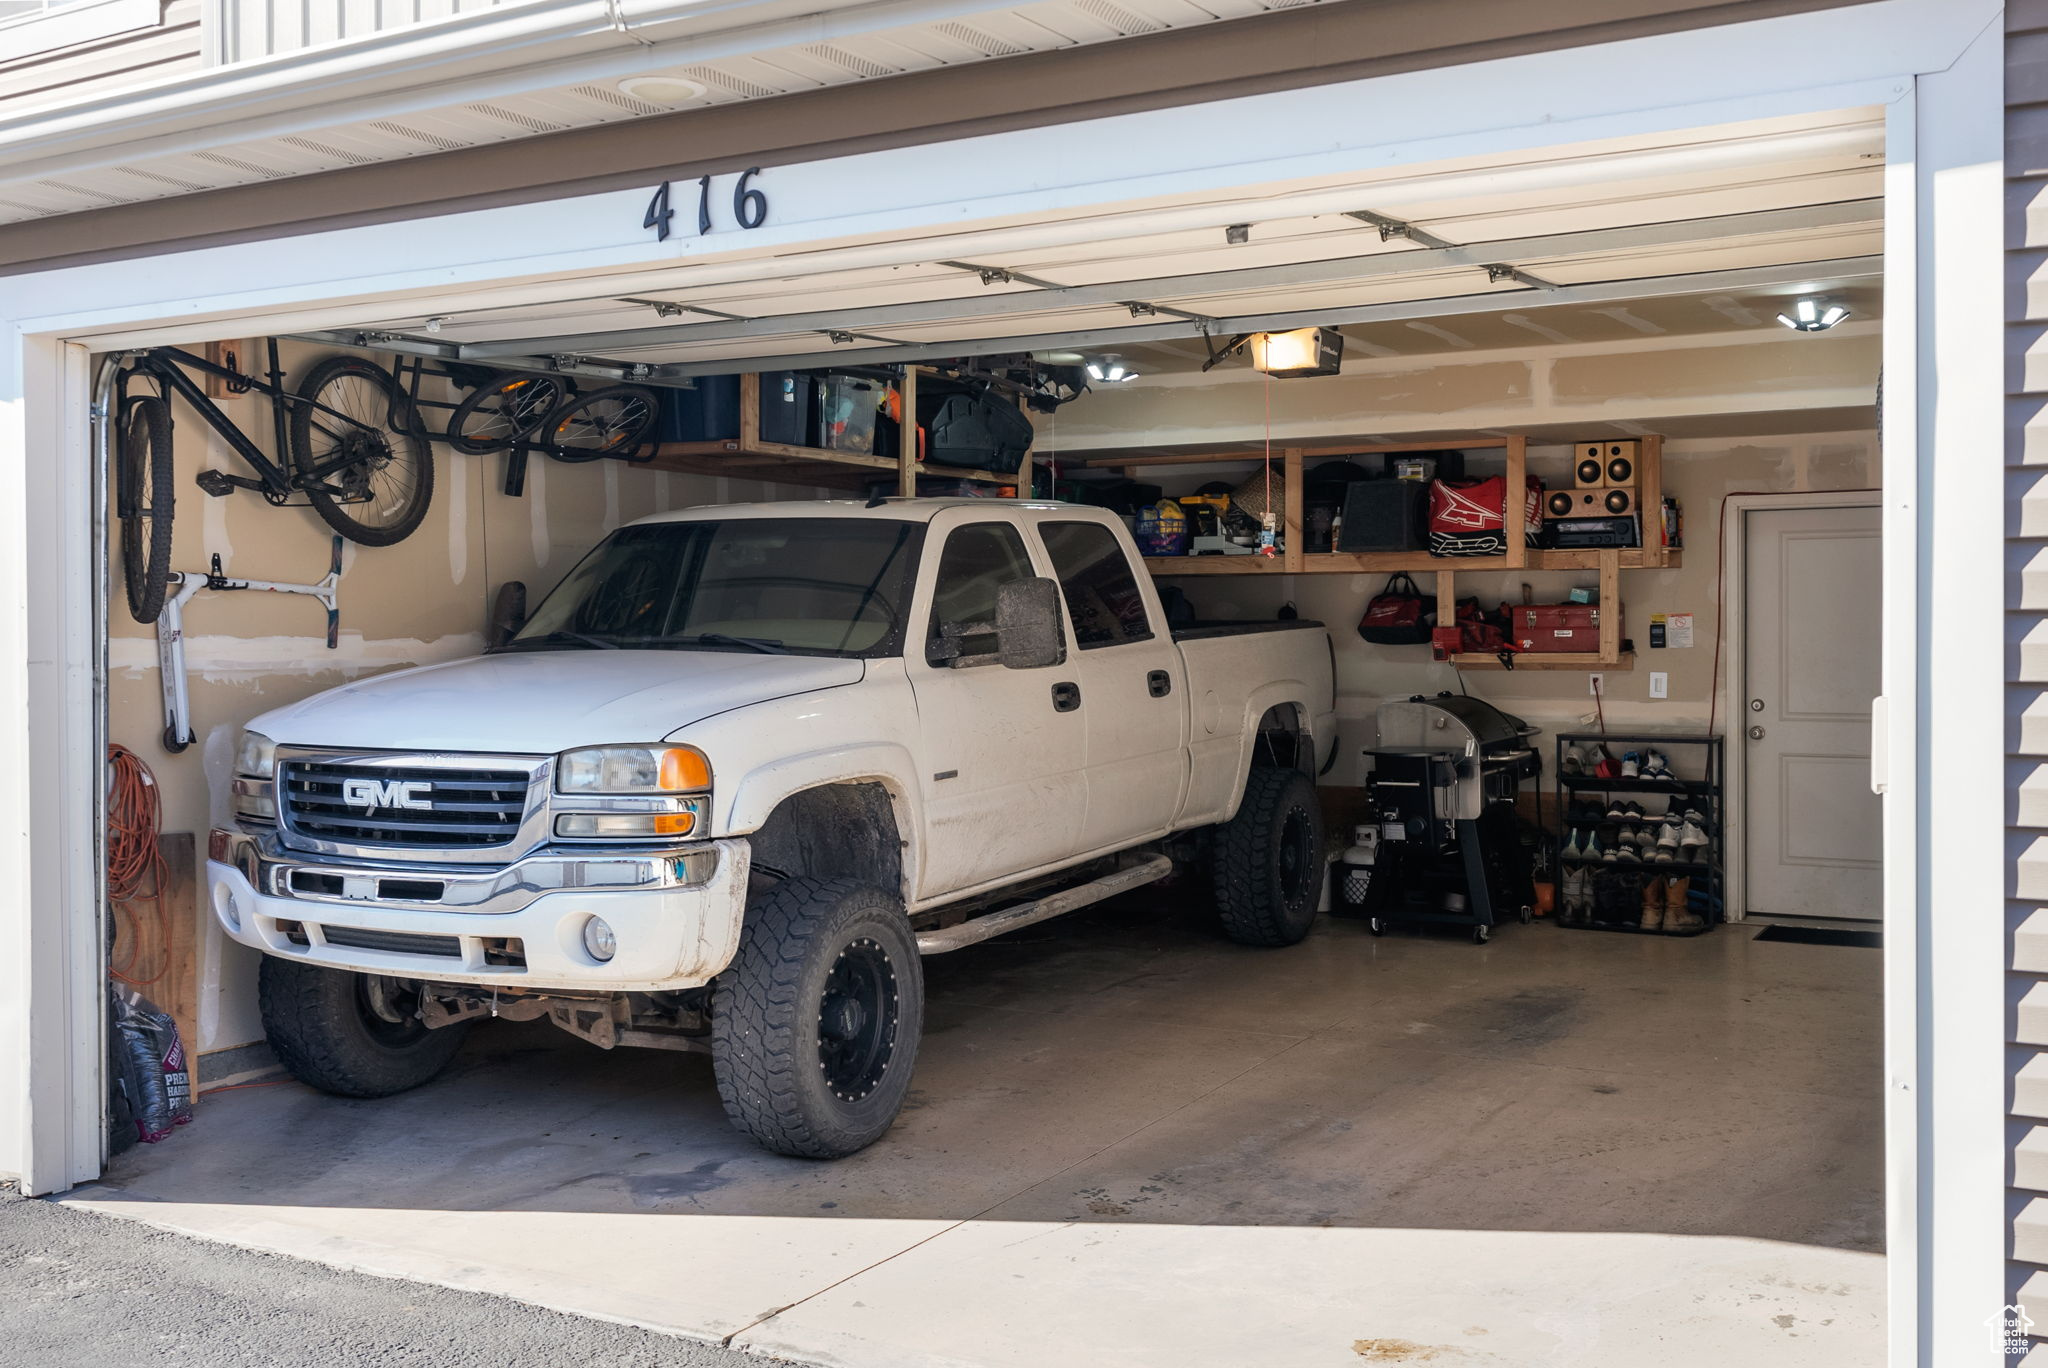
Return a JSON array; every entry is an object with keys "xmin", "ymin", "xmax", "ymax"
[{"xmin": 0, "ymin": 0, "xmax": 1867, "ymax": 275}]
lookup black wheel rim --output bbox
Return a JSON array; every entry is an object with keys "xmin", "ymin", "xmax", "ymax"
[
  {"xmin": 817, "ymin": 936, "xmax": 899, "ymax": 1102},
  {"xmin": 304, "ymin": 368, "xmax": 422, "ymax": 528},
  {"xmin": 551, "ymin": 390, "xmax": 656, "ymax": 454},
  {"xmin": 1276, "ymin": 805, "xmax": 1315, "ymax": 904},
  {"xmin": 455, "ymin": 375, "xmax": 563, "ymax": 449}
]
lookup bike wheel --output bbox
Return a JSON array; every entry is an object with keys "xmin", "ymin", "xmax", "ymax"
[
  {"xmin": 118, "ymin": 396, "xmax": 175, "ymax": 624},
  {"xmin": 445, "ymin": 372, "xmax": 567, "ymax": 455},
  {"xmin": 543, "ymin": 385, "xmax": 659, "ymax": 463},
  {"xmin": 290, "ymin": 355, "xmax": 435, "ymax": 547}
]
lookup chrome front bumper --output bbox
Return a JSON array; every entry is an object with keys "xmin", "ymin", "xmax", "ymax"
[{"xmin": 206, "ymin": 826, "xmax": 750, "ymax": 991}]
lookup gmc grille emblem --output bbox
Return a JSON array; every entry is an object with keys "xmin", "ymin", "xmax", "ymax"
[{"xmin": 341, "ymin": 777, "xmax": 431, "ymax": 811}]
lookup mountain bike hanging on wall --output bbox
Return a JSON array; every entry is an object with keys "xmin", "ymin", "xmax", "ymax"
[{"xmin": 115, "ymin": 340, "xmax": 434, "ymax": 623}]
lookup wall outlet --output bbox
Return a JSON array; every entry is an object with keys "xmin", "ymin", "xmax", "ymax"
[
  {"xmin": 1587, "ymin": 673, "xmax": 1605, "ymax": 698},
  {"xmin": 1649, "ymin": 671, "xmax": 1669, "ymax": 699}
]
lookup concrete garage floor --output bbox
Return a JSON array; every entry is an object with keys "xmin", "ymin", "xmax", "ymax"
[{"xmin": 65, "ymin": 890, "xmax": 1885, "ymax": 1367}]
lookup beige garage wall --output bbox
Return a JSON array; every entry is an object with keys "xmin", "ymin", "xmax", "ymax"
[
  {"xmin": 105, "ymin": 341, "xmax": 823, "ymax": 1054},
  {"xmin": 1160, "ymin": 431, "xmax": 1878, "ymax": 783}
]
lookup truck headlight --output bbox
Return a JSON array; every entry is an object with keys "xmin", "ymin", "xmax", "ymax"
[
  {"xmin": 233, "ymin": 731, "xmax": 279, "ymax": 824},
  {"xmin": 235, "ymin": 730, "xmax": 277, "ymax": 780},
  {"xmin": 556, "ymin": 745, "xmax": 710, "ymax": 794}
]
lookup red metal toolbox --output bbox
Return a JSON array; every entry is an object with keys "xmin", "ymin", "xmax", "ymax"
[{"xmin": 1514, "ymin": 604, "xmax": 1611, "ymax": 653}]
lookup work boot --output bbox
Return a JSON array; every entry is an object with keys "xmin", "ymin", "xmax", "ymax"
[
  {"xmin": 1638, "ymin": 875, "xmax": 1666, "ymax": 931},
  {"xmin": 1664, "ymin": 875, "xmax": 1703, "ymax": 932}
]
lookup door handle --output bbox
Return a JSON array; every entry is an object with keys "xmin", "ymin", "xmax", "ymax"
[
  {"xmin": 1051, "ymin": 681, "xmax": 1082, "ymax": 712},
  {"xmin": 1748, "ymin": 725, "xmax": 1765, "ymax": 741},
  {"xmin": 1147, "ymin": 670, "xmax": 1172, "ymax": 698}
]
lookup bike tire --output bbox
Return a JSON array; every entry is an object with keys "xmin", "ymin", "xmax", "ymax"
[
  {"xmin": 290, "ymin": 355, "xmax": 435, "ymax": 547},
  {"xmin": 119, "ymin": 396, "xmax": 175, "ymax": 624},
  {"xmin": 542, "ymin": 384, "xmax": 660, "ymax": 463},
  {"xmin": 445, "ymin": 372, "xmax": 567, "ymax": 455}
]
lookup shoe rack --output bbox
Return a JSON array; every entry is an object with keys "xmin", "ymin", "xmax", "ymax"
[{"xmin": 1551, "ymin": 732, "xmax": 1725, "ymax": 936}]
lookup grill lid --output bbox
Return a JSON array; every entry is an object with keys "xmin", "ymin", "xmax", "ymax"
[{"xmin": 1374, "ymin": 692, "xmax": 1534, "ymax": 752}]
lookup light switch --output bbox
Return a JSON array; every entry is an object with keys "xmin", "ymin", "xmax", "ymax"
[{"xmin": 1649, "ymin": 671, "xmax": 1669, "ymax": 699}]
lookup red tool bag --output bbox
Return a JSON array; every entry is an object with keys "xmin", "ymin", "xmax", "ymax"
[
  {"xmin": 1514, "ymin": 604, "xmax": 1607, "ymax": 653},
  {"xmin": 1357, "ymin": 573, "xmax": 1434, "ymax": 645},
  {"xmin": 1427, "ymin": 475, "xmax": 1541, "ymax": 557}
]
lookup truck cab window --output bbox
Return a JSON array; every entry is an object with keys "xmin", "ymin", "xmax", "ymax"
[
  {"xmin": 1040, "ymin": 520, "xmax": 1153, "ymax": 649},
  {"xmin": 927, "ymin": 522, "xmax": 1034, "ymax": 665},
  {"xmin": 505, "ymin": 518, "xmax": 921, "ymax": 657}
]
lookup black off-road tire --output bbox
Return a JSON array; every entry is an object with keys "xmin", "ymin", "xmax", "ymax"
[
  {"xmin": 289, "ymin": 354, "xmax": 434, "ymax": 547},
  {"xmin": 711, "ymin": 877, "xmax": 922, "ymax": 1159},
  {"xmin": 259, "ymin": 957, "xmax": 469, "ymax": 1098},
  {"xmin": 1213, "ymin": 765, "xmax": 1324, "ymax": 947},
  {"xmin": 118, "ymin": 395, "xmax": 175, "ymax": 625}
]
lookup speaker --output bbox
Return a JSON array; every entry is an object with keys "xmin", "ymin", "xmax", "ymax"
[
  {"xmin": 1337, "ymin": 479, "xmax": 1429, "ymax": 552},
  {"xmin": 1575, "ymin": 440, "xmax": 1639, "ymax": 490},
  {"xmin": 1544, "ymin": 487, "xmax": 1605, "ymax": 520},
  {"xmin": 1598, "ymin": 487, "xmax": 1637, "ymax": 517}
]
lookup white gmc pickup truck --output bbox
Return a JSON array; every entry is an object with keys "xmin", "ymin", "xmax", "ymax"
[{"xmin": 209, "ymin": 499, "xmax": 1335, "ymax": 1157}]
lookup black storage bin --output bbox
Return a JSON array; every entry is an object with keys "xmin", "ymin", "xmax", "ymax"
[
  {"xmin": 659, "ymin": 375, "xmax": 742, "ymax": 443},
  {"xmin": 1337, "ymin": 479, "xmax": 1430, "ymax": 552},
  {"xmin": 757, "ymin": 370, "xmax": 811, "ymax": 446}
]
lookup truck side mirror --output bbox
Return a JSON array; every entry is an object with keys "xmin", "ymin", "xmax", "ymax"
[
  {"xmin": 489, "ymin": 581, "xmax": 527, "ymax": 648},
  {"xmin": 996, "ymin": 577, "xmax": 1065, "ymax": 670}
]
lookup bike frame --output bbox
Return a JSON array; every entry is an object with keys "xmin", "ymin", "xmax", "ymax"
[{"xmin": 120, "ymin": 339, "xmax": 395, "ymax": 501}]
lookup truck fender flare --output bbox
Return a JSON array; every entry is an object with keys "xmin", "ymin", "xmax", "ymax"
[
  {"xmin": 1221, "ymin": 685, "xmax": 1317, "ymax": 820},
  {"xmin": 720, "ymin": 744, "xmax": 924, "ymax": 894}
]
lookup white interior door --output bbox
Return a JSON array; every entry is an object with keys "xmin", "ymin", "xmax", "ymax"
[{"xmin": 1742, "ymin": 502, "xmax": 1883, "ymax": 920}]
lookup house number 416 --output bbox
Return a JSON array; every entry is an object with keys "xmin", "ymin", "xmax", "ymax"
[{"xmin": 643, "ymin": 169, "xmax": 769, "ymax": 241}]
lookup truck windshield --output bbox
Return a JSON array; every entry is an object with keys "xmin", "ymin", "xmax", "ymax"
[{"xmin": 503, "ymin": 518, "xmax": 922, "ymax": 657}]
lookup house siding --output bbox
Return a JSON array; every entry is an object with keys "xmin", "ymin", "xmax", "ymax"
[
  {"xmin": 0, "ymin": 0, "xmax": 200, "ymax": 123},
  {"xmin": 2016, "ymin": 0, "xmax": 2048, "ymax": 1344}
]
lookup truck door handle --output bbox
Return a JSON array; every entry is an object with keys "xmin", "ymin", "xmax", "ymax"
[
  {"xmin": 1147, "ymin": 670, "xmax": 1172, "ymax": 698},
  {"xmin": 1051, "ymin": 682, "xmax": 1081, "ymax": 712}
]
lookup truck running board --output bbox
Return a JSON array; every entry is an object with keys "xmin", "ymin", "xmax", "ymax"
[{"xmin": 914, "ymin": 854, "xmax": 1175, "ymax": 955}]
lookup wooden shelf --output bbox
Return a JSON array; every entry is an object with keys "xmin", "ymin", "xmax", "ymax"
[
  {"xmin": 1144, "ymin": 549, "xmax": 1679, "ymax": 575},
  {"xmin": 1451, "ymin": 651, "xmax": 1635, "ymax": 671},
  {"xmin": 638, "ymin": 370, "xmax": 1027, "ymax": 497},
  {"xmin": 644, "ymin": 441, "xmax": 1014, "ymax": 494}
]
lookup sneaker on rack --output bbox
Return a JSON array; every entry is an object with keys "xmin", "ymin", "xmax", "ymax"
[
  {"xmin": 1606, "ymin": 798, "xmax": 1630, "ymax": 821},
  {"xmin": 1562, "ymin": 745, "xmax": 1587, "ymax": 775},
  {"xmin": 1624, "ymin": 801, "xmax": 1650, "ymax": 822},
  {"xmin": 1621, "ymin": 750, "xmax": 1641, "ymax": 778},
  {"xmin": 1641, "ymin": 749, "xmax": 1672, "ymax": 779},
  {"xmin": 1678, "ymin": 818, "xmax": 1710, "ymax": 851},
  {"xmin": 1586, "ymin": 743, "xmax": 1619, "ymax": 779},
  {"xmin": 1651, "ymin": 845, "xmax": 1676, "ymax": 864},
  {"xmin": 1562, "ymin": 829, "xmax": 1584, "ymax": 861},
  {"xmin": 1594, "ymin": 831, "xmax": 1614, "ymax": 862},
  {"xmin": 1616, "ymin": 842, "xmax": 1642, "ymax": 864},
  {"xmin": 1655, "ymin": 822, "xmax": 1680, "ymax": 852},
  {"xmin": 1680, "ymin": 806, "xmax": 1708, "ymax": 826}
]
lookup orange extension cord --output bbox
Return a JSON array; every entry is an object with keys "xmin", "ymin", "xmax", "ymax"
[{"xmin": 106, "ymin": 742, "xmax": 169, "ymax": 986}]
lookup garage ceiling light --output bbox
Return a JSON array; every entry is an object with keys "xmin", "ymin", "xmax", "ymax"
[
  {"xmin": 1086, "ymin": 355, "xmax": 1136, "ymax": 383},
  {"xmin": 618, "ymin": 75, "xmax": 708, "ymax": 105},
  {"xmin": 1775, "ymin": 297, "xmax": 1850, "ymax": 332}
]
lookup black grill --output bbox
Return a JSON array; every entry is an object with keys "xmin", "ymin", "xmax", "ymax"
[
  {"xmin": 281, "ymin": 761, "xmax": 530, "ymax": 849},
  {"xmin": 318, "ymin": 925, "xmax": 463, "ymax": 958}
]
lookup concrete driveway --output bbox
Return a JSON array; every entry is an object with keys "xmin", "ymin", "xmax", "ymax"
[{"xmin": 63, "ymin": 890, "xmax": 1885, "ymax": 1367}]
